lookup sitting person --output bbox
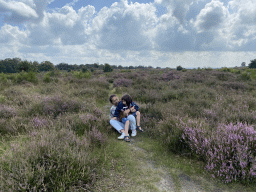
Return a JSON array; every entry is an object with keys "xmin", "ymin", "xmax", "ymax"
[
  {"xmin": 109, "ymin": 94, "xmax": 136, "ymax": 142},
  {"xmin": 114, "ymin": 93, "xmax": 143, "ymax": 132}
]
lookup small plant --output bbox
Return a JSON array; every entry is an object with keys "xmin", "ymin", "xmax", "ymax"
[
  {"xmin": 0, "ymin": 105, "xmax": 16, "ymax": 118},
  {"xmin": 113, "ymin": 78, "xmax": 133, "ymax": 87},
  {"xmin": 240, "ymin": 71, "xmax": 251, "ymax": 81}
]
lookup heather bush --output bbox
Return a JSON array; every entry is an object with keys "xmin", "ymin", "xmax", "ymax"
[
  {"xmin": 157, "ymin": 117, "xmax": 190, "ymax": 154},
  {"xmin": 182, "ymin": 122, "xmax": 256, "ymax": 183},
  {"xmin": 0, "ymin": 116, "xmax": 30, "ymax": 135},
  {"xmin": 87, "ymin": 77, "xmax": 110, "ymax": 89},
  {"xmin": 31, "ymin": 117, "xmax": 48, "ymax": 128},
  {"xmin": 0, "ymin": 105, "xmax": 16, "ymax": 118},
  {"xmin": 182, "ymin": 71, "xmax": 208, "ymax": 83},
  {"xmin": 88, "ymin": 126, "xmax": 108, "ymax": 148},
  {"xmin": 221, "ymin": 82, "xmax": 248, "ymax": 90},
  {"xmin": 28, "ymin": 96, "xmax": 81, "ymax": 118},
  {"xmin": 113, "ymin": 78, "xmax": 133, "ymax": 88},
  {"xmin": 0, "ymin": 128, "xmax": 97, "ymax": 191}
]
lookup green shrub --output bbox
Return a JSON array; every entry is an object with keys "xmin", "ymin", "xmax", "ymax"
[
  {"xmin": 73, "ymin": 71, "xmax": 91, "ymax": 79},
  {"xmin": 16, "ymin": 71, "xmax": 38, "ymax": 84},
  {"xmin": 43, "ymin": 74, "xmax": 51, "ymax": 83},
  {"xmin": 240, "ymin": 72, "xmax": 251, "ymax": 81}
]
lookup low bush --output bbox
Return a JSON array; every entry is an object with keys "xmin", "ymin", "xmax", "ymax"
[
  {"xmin": 113, "ymin": 78, "xmax": 133, "ymax": 88},
  {"xmin": 0, "ymin": 128, "xmax": 97, "ymax": 191},
  {"xmin": 72, "ymin": 71, "xmax": 91, "ymax": 79},
  {"xmin": 28, "ymin": 96, "xmax": 81, "ymax": 118},
  {"xmin": 16, "ymin": 71, "xmax": 38, "ymax": 84},
  {"xmin": 182, "ymin": 122, "xmax": 256, "ymax": 183},
  {"xmin": 0, "ymin": 105, "xmax": 16, "ymax": 118}
]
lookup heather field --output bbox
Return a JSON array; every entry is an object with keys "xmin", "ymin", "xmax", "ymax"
[{"xmin": 0, "ymin": 67, "xmax": 256, "ymax": 191}]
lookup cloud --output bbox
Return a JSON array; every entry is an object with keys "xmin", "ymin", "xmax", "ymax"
[
  {"xmin": 0, "ymin": 24, "xmax": 28, "ymax": 44},
  {"xmin": 154, "ymin": 0, "xmax": 203, "ymax": 24},
  {"xmin": 91, "ymin": 0, "xmax": 158, "ymax": 51},
  {"xmin": 0, "ymin": 0, "xmax": 55, "ymax": 23},
  {"xmin": 192, "ymin": 0, "xmax": 229, "ymax": 32},
  {"xmin": 0, "ymin": 0, "xmax": 38, "ymax": 23},
  {"xmin": 26, "ymin": 5, "xmax": 95, "ymax": 46}
]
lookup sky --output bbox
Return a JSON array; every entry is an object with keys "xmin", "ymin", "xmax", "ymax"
[{"xmin": 0, "ymin": 0, "xmax": 256, "ymax": 68}]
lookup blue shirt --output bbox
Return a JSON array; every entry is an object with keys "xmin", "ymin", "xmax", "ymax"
[{"xmin": 113, "ymin": 101, "xmax": 139, "ymax": 118}]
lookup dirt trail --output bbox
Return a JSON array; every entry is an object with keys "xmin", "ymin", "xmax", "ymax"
[{"xmin": 128, "ymin": 137, "xmax": 215, "ymax": 192}]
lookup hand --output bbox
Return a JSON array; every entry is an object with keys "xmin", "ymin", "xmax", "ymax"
[
  {"xmin": 123, "ymin": 109, "xmax": 130, "ymax": 116},
  {"xmin": 130, "ymin": 106, "xmax": 136, "ymax": 113}
]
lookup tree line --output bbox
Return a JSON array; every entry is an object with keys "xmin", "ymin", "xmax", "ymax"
[
  {"xmin": 0, "ymin": 58, "xmax": 157, "ymax": 74},
  {"xmin": 1, "ymin": 57, "xmax": 256, "ymax": 74}
]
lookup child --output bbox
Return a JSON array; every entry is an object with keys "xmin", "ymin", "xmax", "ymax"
[{"xmin": 114, "ymin": 94, "xmax": 143, "ymax": 132}]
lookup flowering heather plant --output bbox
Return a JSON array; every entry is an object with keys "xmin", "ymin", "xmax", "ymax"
[
  {"xmin": 87, "ymin": 77, "xmax": 110, "ymax": 89},
  {"xmin": 0, "ymin": 105, "xmax": 16, "ymax": 118},
  {"xmin": 31, "ymin": 117, "xmax": 48, "ymax": 128},
  {"xmin": 88, "ymin": 126, "xmax": 107, "ymax": 148},
  {"xmin": 160, "ymin": 71, "xmax": 180, "ymax": 82},
  {"xmin": 113, "ymin": 78, "xmax": 133, "ymax": 88},
  {"xmin": 0, "ymin": 128, "xmax": 94, "ymax": 191},
  {"xmin": 182, "ymin": 122, "xmax": 256, "ymax": 183},
  {"xmin": 29, "ymin": 96, "xmax": 81, "ymax": 118}
]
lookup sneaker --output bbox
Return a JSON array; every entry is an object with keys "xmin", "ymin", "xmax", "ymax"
[
  {"xmin": 131, "ymin": 130, "xmax": 137, "ymax": 137},
  {"xmin": 118, "ymin": 133, "xmax": 129, "ymax": 140}
]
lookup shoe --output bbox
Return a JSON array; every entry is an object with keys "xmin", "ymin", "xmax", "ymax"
[
  {"xmin": 118, "ymin": 133, "xmax": 129, "ymax": 139},
  {"xmin": 131, "ymin": 130, "xmax": 137, "ymax": 137},
  {"xmin": 136, "ymin": 126, "xmax": 144, "ymax": 132},
  {"xmin": 124, "ymin": 136, "xmax": 130, "ymax": 142}
]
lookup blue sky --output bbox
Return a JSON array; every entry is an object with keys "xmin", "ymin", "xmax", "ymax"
[{"xmin": 0, "ymin": 0, "xmax": 255, "ymax": 68}]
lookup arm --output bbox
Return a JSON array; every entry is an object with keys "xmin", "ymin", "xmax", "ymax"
[
  {"xmin": 131, "ymin": 102, "xmax": 139, "ymax": 112},
  {"xmin": 113, "ymin": 103, "xmax": 121, "ymax": 118}
]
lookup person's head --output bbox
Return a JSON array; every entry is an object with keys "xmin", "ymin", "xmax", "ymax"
[
  {"xmin": 109, "ymin": 94, "xmax": 119, "ymax": 106},
  {"xmin": 121, "ymin": 94, "xmax": 132, "ymax": 107}
]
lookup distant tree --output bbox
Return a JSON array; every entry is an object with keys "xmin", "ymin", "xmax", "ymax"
[
  {"xmin": 248, "ymin": 59, "xmax": 256, "ymax": 68},
  {"xmin": 103, "ymin": 63, "xmax": 113, "ymax": 72},
  {"xmin": 156, "ymin": 67, "xmax": 161, "ymax": 69},
  {"xmin": 55, "ymin": 63, "xmax": 69, "ymax": 71},
  {"xmin": 129, "ymin": 66, "xmax": 134, "ymax": 69},
  {"xmin": 93, "ymin": 63, "xmax": 99, "ymax": 68},
  {"xmin": 0, "ymin": 60, "xmax": 6, "ymax": 73},
  {"xmin": 38, "ymin": 61, "xmax": 55, "ymax": 72},
  {"xmin": 177, "ymin": 65, "xmax": 183, "ymax": 71},
  {"xmin": 16, "ymin": 60, "xmax": 33, "ymax": 72},
  {"xmin": 2, "ymin": 58, "xmax": 21, "ymax": 73},
  {"xmin": 241, "ymin": 62, "xmax": 246, "ymax": 67},
  {"xmin": 118, "ymin": 65, "xmax": 123, "ymax": 69}
]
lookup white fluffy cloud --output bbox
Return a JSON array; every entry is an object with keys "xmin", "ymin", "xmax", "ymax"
[
  {"xmin": 91, "ymin": 0, "xmax": 158, "ymax": 50},
  {"xmin": 0, "ymin": 0, "xmax": 54, "ymax": 23},
  {"xmin": 26, "ymin": 5, "xmax": 95, "ymax": 46},
  {"xmin": 192, "ymin": 0, "xmax": 229, "ymax": 32}
]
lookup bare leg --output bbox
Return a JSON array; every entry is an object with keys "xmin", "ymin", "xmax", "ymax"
[
  {"xmin": 136, "ymin": 111, "xmax": 140, "ymax": 127},
  {"xmin": 124, "ymin": 120, "xmax": 129, "ymax": 136}
]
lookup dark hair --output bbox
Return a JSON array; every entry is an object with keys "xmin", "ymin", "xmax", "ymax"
[
  {"xmin": 121, "ymin": 94, "xmax": 132, "ymax": 107},
  {"xmin": 109, "ymin": 94, "xmax": 117, "ymax": 104}
]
